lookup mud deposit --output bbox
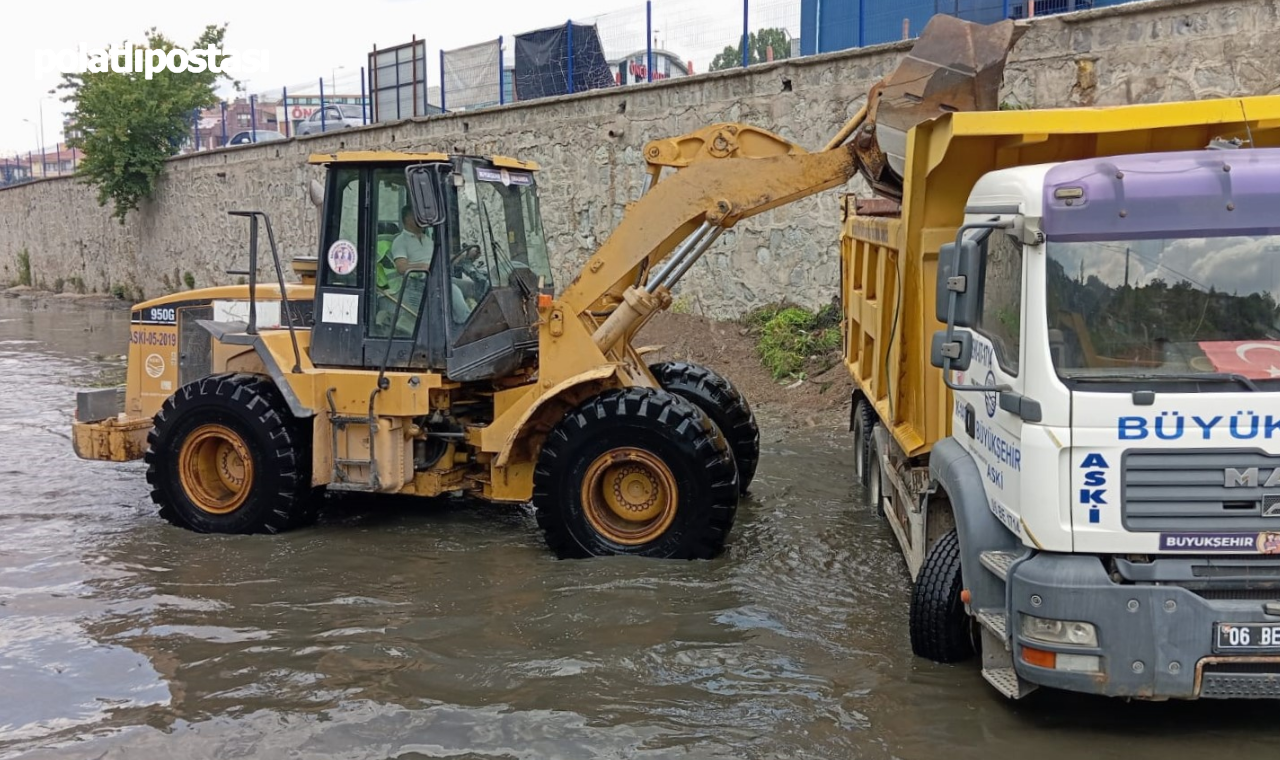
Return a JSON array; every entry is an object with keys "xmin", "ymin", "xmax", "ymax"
[{"xmin": 2, "ymin": 295, "xmax": 1277, "ymax": 759}]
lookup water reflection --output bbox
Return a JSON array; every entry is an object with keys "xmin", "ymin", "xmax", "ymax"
[{"xmin": 2, "ymin": 294, "xmax": 1280, "ymax": 759}]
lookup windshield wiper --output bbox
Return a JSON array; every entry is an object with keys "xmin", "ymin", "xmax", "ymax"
[{"xmin": 1064, "ymin": 372, "xmax": 1260, "ymax": 392}]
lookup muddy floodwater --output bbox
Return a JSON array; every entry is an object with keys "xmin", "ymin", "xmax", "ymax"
[{"xmin": 2, "ymin": 294, "xmax": 1279, "ymax": 759}]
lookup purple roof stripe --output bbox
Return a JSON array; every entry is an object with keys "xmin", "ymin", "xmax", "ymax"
[{"xmin": 1042, "ymin": 148, "xmax": 1280, "ymax": 242}]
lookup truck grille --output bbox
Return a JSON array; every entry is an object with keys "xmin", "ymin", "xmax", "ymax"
[{"xmin": 1123, "ymin": 450, "xmax": 1280, "ymax": 532}]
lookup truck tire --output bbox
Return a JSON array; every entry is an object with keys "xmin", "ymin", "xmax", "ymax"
[
  {"xmin": 852, "ymin": 398, "xmax": 876, "ymax": 488},
  {"xmin": 649, "ymin": 361, "xmax": 759, "ymax": 495},
  {"xmin": 909, "ymin": 528, "xmax": 977, "ymax": 663},
  {"xmin": 532, "ymin": 386, "xmax": 739, "ymax": 559},
  {"xmin": 144, "ymin": 373, "xmax": 317, "ymax": 534},
  {"xmin": 867, "ymin": 434, "xmax": 885, "ymax": 518}
]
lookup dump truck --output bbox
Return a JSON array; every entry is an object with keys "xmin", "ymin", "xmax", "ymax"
[{"xmin": 843, "ymin": 91, "xmax": 1280, "ymax": 701}]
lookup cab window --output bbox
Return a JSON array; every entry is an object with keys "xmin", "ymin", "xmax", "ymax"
[
  {"xmin": 977, "ymin": 231, "xmax": 1023, "ymax": 375},
  {"xmin": 320, "ymin": 167, "xmax": 361, "ymax": 289},
  {"xmin": 369, "ymin": 167, "xmax": 433, "ymax": 338}
]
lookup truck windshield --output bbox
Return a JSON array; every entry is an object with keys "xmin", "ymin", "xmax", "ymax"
[
  {"xmin": 1046, "ymin": 234, "xmax": 1280, "ymax": 385},
  {"xmin": 456, "ymin": 159, "xmax": 555, "ymax": 301}
]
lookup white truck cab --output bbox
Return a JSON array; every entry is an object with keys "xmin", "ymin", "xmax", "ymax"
[{"xmin": 926, "ymin": 146, "xmax": 1280, "ymax": 699}]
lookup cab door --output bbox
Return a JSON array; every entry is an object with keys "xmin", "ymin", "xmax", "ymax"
[
  {"xmin": 952, "ymin": 228, "xmax": 1027, "ymax": 536},
  {"xmin": 360, "ymin": 165, "xmax": 448, "ymax": 370},
  {"xmin": 311, "ymin": 165, "xmax": 366, "ymax": 367}
]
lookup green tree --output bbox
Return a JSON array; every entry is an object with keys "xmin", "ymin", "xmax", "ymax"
[
  {"xmin": 58, "ymin": 24, "xmax": 237, "ymax": 223},
  {"xmin": 709, "ymin": 28, "xmax": 792, "ymax": 72}
]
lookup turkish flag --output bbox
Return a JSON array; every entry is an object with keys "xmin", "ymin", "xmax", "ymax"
[{"xmin": 1197, "ymin": 340, "xmax": 1280, "ymax": 379}]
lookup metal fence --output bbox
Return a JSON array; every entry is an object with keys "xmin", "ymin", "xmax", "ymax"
[
  {"xmin": 191, "ymin": 67, "xmax": 375, "ymax": 153},
  {"xmin": 0, "ymin": 146, "xmax": 79, "ymax": 187},
  {"xmin": 431, "ymin": 0, "xmax": 1133, "ymax": 110},
  {"xmin": 1, "ymin": 0, "xmax": 1144, "ymax": 186}
]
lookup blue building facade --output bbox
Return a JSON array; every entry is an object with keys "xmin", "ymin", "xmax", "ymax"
[{"xmin": 799, "ymin": 0, "xmax": 1133, "ymax": 55}]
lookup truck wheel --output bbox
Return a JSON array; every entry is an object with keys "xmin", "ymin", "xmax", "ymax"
[
  {"xmin": 852, "ymin": 398, "xmax": 876, "ymax": 488},
  {"xmin": 649, "ymin": 361, "xmax": 759, "ymax": 495},
  {"xmin": 533, "ymin": 386, "xmax": 739, "ymax": 559},
  {"xmin": 867, "ymin": 435, "xmax": 885, "ymax": 518},
  {"xmin": 144, "ymin": 373, "xmax": 317, "ymax": 534},
  {"xmin": 909, "ymin": 528, "xmax": 976, "ymax": 663}
]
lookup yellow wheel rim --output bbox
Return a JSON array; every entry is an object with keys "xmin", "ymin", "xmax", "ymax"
[
  {"xmin": 581, "ymin": 447, "xmax": 678, "ymax": 545},
  {"xmin": 178, "ymin": 423, "xmax": 254, "ymax": 515}
]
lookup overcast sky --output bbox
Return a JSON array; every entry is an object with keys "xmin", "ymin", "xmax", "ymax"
[{"xmin": 2, "ymin": 0, "xmax": 796, "ymax": 156}]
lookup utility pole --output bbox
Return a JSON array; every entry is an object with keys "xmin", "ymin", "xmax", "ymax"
[
  {"xmin": 22, "ymin": 118, "xmax": 43, "ymax": 177},
  {"xmin": 39, "ymin": 101, "xmax": 46, "ymax": 175}
]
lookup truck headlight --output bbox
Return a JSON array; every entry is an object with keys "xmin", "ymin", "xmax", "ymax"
[{"xmin": 1021, "ymin": 614, "xmax": 1098, "ymax": 647}]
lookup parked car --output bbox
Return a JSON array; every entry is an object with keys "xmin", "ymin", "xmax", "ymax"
[
  {"xmin": 226, "ymin": 129, "xmax": 287, "ymax": 146},
  {"xmin": 296, "ymin": 105, "xmax": 366, "ymax": 135}
]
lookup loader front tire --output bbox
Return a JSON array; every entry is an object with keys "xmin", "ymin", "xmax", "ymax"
[
  {"xmin": 649, "ymin": 361, "xmax": 759, "ymax": 495},
  {"xmin": 144, "ymin": 373, "xmax": 316, "ymax": 534},
  {"xmin": 533, "ymin": 387, "xmax": 738, "ymax": 559}
]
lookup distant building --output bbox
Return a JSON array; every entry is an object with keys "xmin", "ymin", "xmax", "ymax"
[
  {"xmin": 799, "ymin": 0, "xmax": 1103, "ymax": 54},
  {"xmin": 280, "ymin": 93, "xmax": 367, "ymax": 133},
  {"xmin": 607, "ymin": 49, "xmax": 692, "ymax": 86},
  {"xmin": 799, "ymin": 0, "xmax": 934, "ymax": 54},
  {"xmin": 192, "ymin": 97, "xmax": 282, "ymax": 149},
  {"xmin": 2, "ymin": 143, "xmax": 83, "ymax": 183},
  {"xmin": 37, "ymin": 143, "xmax": 81, "ymax": 176},
  {"xmin": 1, "ymin": 157, "xmax": 32, "ymax": 186},
  {"xmin": 63, "ymin": 116, "xmax": 83, "ymax": 143},
  {"xmin": 494, "ymin": 48, "xmax": 692, "ymax": 104}
]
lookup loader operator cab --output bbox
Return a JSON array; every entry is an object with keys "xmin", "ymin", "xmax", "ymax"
[{"xmin": 307, "ymin": 152, "xmax": 554, "ymax": 382}]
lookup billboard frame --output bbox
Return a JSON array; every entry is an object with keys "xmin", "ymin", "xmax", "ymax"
[{"xmin": 369, "ymin": 36, "xmax": 429, "ymax": 122}]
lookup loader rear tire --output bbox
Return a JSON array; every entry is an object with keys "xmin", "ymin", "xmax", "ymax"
[
  {"xmin": 533, "ymin": 387, "xmax": 738, "ymax": 559},
  {"xmin": 909, "ymin": 528, "xmax": 977, "ymax": 663},
  {"xmin": 144, "ymin": 373, "xmax": 317, "ymax": 534},
  {"xmin": 649, "ymin": 361, "xmax": 759, "ymax": 495}
]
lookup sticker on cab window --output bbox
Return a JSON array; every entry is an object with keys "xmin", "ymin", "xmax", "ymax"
[
  {"xmin": 476, "ymin": 167, "xmax": 532, "ymax": 186},
  {"xmin": 327, "ymin": 239, "xmax": 358, "ymax": 275}
]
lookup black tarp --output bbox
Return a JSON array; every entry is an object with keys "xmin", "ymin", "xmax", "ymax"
[{"xmin": 513, "ymin": 22, "xmax": 615, "ymax": 100}]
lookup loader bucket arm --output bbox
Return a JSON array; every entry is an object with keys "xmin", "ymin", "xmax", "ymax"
[
  {"xmin": 555, "ymin": 17, "xmax": 1022, "ymax": 355},
  {"xmin": 555, "ymin": 126, "xmax": 860, "ymax": 355}
]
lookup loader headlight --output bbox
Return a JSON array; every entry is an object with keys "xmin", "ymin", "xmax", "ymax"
[{"xmin": 1020, "ymin": 614, "xmax": 1098, "ymax": 647}]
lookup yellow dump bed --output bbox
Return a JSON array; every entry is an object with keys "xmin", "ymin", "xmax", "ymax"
[{"xmin": 840, "ymin": 95, "xmax": 1280, "ymax": 458}]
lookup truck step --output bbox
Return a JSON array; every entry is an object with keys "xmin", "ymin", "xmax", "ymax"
[
  {"xmin": 979, "ymin": 550, "xmax": 1018, "ymax": 581},
  {"xmin": 981, "ymin": 667, "xmax": 1038, "ymax": 699},
  {"xmin": 976, "ymin": 609, "xmax": 1009, "ymax": 646},
  {"xmin": 335, "ymin": 458, "xmax": 374, "ymax": 467}
]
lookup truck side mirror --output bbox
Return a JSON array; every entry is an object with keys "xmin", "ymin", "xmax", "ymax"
[
  {"xmin": 935, "ymin": 239, "xmax": 982, "ymax": 329},
  {"xmin": 406, "ymin": 164, "xmax": 444, "ymax": 227},
  {"xmin": 931, "ymin": 328, "xmax": 973, "ymax": 371}
]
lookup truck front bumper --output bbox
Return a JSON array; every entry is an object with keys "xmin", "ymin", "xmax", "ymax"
[{"xmin": 1009, "ymin": 553, "xmax": 1280, "ymax": 699}]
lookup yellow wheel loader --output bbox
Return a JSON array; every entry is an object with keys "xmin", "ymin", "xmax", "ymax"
[{"xmin": 70, "ymin": 16, "xmax": 1020, "ymax": 559}]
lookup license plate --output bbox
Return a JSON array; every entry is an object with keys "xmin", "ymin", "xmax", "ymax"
[{"xmin": 1215, "ymin": 622, "xmax": 1280, "ymax": 653}]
